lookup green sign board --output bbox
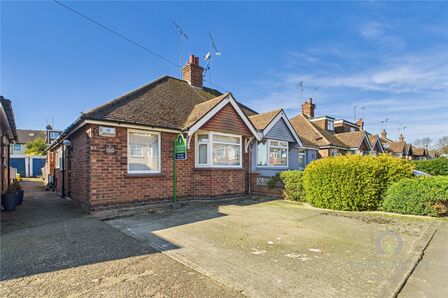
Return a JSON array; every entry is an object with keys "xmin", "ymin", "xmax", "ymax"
[{"xmin": 174, "ymin": 134, "xmax": 187, "ymax": 160}]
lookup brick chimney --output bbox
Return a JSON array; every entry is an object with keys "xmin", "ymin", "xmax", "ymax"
[
  {"xmin": 301, "ymin": 98, "xmax": 315, "ymax": 118},
  {"xmin": 381, "ymin": 129, "xmax": 387, "ymax": 139},
  {"xmin": 182, "ymin": 54, "xmax": 203, "ymax": 88},
  {"xmin": 356, "ymin": 118, "xmax": 364, "ymax": 131},
  {"xmin": 399, "ymin": 134, "xmax": 404, "ymax": 142}
]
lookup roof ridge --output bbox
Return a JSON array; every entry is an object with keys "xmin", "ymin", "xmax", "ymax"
[{"xmin": 293, "ymin": 114, "xmax": 331, "ymax": 145}]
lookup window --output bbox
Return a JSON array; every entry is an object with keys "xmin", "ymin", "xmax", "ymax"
[
  {"xmin": 257, "ymin": 140, "xmax": 288, "ymax": 167},
  {"xmin": 14, "ymin": 144, "xmax": 21, "ymax": 151},
  {"xmin": 55, "ymin": 148, "xmax": 62, "ymax": 169},
  {"xmin": 330, "ymin": 148, "xmax": 338, "ymax": 156},
  {"xmin": 49, "ymin": 132, "xmax": 60, "ymax": 139},
  {"xmin": 327, "ymin": 120, "xmax": 334, "ymax": 131},
  {"xmin": 298, "ymin": 151, "xmax": 306, "ymax": 169},
  {"xmin": 128, "ymin": 130, "xmax": 160, "ymax": 173},
  {"xmin": 196, "ymin": 132, "xmax": 242, "ymax": 168},
  {"xmin": 350, "ymin": 127, "xmax": 356, "ymax": 132}
]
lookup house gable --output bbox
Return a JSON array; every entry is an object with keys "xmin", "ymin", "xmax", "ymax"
[
  {"xmin": 265, "ymin": 118, "xmax": 296, "ymax": 142},
  {"xmin": 200, "ymin": 103, "xmax": 252, "ymax": 136}
]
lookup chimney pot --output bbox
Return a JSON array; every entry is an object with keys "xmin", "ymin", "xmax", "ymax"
[
  {"xmin": 356, "ymin": 118, "xmax": 364, "ymax": 130},
  {"xmin": 381, "ymin": 129, "xmax": 387, "ymax": 139}
]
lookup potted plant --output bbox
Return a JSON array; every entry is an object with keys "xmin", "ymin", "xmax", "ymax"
[
  {"xmin": 2, "ymin": 184, "xmax": 17, "ymax": 211},
  {"xmin": 14, "ymin": 180, "xmax": 24, "ymax": 205}
]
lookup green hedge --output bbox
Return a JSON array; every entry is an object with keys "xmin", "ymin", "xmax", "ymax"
[
  {"xmin": 382, "ymin": 176, "xmax": 448, "ymax": 217},
  {"xmin": 303, "ymin": 155, "xmax": 414, "ymax": 211},
  {"xmin": 413, "ymin": 158, "xmax": 448, "ymax": 176},
  {"xmin": 279, "ymin": 171, "xmax": 305, "ymax": 201}
]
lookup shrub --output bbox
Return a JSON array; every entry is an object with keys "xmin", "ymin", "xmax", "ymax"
[
  {"xmin": 303, "ymin": 155, "xmax": 414, "ymax": 211},
  {"xmin": 279, "ymin": 171, "xmax": 305, "ymax": 201},
  {"xmin": 267, "ymin": 172, "xmax": 282, "ymax": 189},
  {"xmin": 413, "ymin": 158, "xmax": 448, "ymax": 176},
  {"xmin": 382, "ymin": 176, "xmax": 448, "ymax": 217}
]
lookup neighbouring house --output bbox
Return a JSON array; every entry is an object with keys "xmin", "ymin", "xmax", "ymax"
[
  {"xmin": 46, "ymin": 55, "xmax": 268, "ymax": 212},
  {"xmin": 428, "ymin": 149, "xmax": 439, "ymax": 159},
  {"xmin": 247, "ymin": 108, "xmax": 317, "ymax": 195},
  {"xmin": 412, "ymin": 147, "xmax": 429, "ymax": 160},
  {"xmin": 0, "ymin": 96, "xmax": 17, "ymax": 194},
  {"xmin": 10, "ymin": 129, "xmax": 47, "ymax": 177},
  {"xmin": 334, "ymin": 130, "xmax": 373, "ymax": 156},
  {"xmin": 380, "ymin": 130, "xmax": 411, "ymax": 159},
  {"xmin": 367, "ymin": 134, "xmax": 385, "ymax": 155}
]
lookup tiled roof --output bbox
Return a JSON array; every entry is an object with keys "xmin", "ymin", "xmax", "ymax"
[
  {"xmin": 249, "ymin": 109, "xmax": 281, "ymax": 130},
  {"xmin": 290, "ymin": 114, "xmax": 346, "ymax": 148},
  {"xmin": 83, "ymin": 76, "xmax": 256, "ymax": 131},
  {"xmin": 368, "ymin": 134, "xmax": 379, "ymax": 148},
  {"xmin": 388, "ymin": 141, "xmax": 406, "ymax": 154},
  {"xmin": 182, "ymin": 93, "xmax": 229, "ymax": 129},
  {"xmin": 16, "ymin": 129, "xmax": 46, "ymax": 144},
  {"xmin": 335, "ymin": 131, "xmax": 367, "ymax": 148},
  {"xmin": 413, "ymin": 148, "xmax": 426, "ymax": 156}
]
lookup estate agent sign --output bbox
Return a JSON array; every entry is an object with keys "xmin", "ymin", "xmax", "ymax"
[{"xmin": 174, "ymin": 134, "xmax": 187, "ymax": 160}]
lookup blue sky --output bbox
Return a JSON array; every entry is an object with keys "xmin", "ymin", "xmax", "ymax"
[{"xmin": 2, "ymin": 1, "xmax": 447, "ymax": 144}]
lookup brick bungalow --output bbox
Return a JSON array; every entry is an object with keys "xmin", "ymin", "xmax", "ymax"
[{"xmin": 47, "ymin": 55, "xmax": 264, "ymax": 212}]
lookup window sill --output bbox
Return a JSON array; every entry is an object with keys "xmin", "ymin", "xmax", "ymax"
[
  {"xmin": 194, "ymin": 167, "xmax": 245, "ymax": 171},
  {"xmin": 127, "ymin": 173, "xmax": 163, "ymax": 177}
]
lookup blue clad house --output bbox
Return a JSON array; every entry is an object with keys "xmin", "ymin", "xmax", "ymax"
[{"xmin": 249, "ymin": 109, "xmax": 318, "ymax": 178}]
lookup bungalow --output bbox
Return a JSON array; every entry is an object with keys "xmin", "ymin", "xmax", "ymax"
[
  {"xmin": 413, "ymin": 147, "xmax": 429, "ymax": 160},
  {"xmin": 380, "ymin": 130, "xmax": 411, "ymax": 159},
  {"xmin": 335, "ymin": 130, "xmax": 373, "ymax": 156},
  {"xmin": 0, "ymin": 96, "xmax": 17, "ymax": 195},
  {"xmin": 247, "ymin": 109, "xmax": 317, "ymax": 195},
  {"xmin": 367, "ymin": 134, "xmax": 385, "ymax": 155},
  {"xmin": 10, "ymin": 129, "xmax": 46, "ymax": 177},
  {"xmin": 47, "ymin": 55, "xmax": 272, "ymax": 211}
]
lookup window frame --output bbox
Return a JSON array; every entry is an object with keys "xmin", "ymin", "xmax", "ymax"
[
  {"xmin": 127, "ymin": 129, "xmax": 161, "ymax": 174},
  {"xmin": 327, "ymin": 120, "xmax": 334, "ymax": 131},
  {"xmin": 14, "ymin": 144, "xmax": 21, "ymax": 151},
  {"xmin": 256, "ymin": 139, "xmax": 289, "ymax": 168},
  {"xmin": 195, "ymin": 131, "xmax": 242, "ymax": 168}
]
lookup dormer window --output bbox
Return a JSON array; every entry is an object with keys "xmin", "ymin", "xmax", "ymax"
[{"xmin": 327, "ymin": 120, "xmax": 334, "ymax": 131}]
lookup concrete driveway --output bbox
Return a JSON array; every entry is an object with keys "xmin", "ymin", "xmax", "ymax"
[{"xmin": 107, "ymin": 200, "xmax": 445, "ymax": 298}]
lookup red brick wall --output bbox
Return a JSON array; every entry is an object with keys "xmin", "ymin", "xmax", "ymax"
[{"xmin": 201, "ymin": 103, "xmax": 252, "ymax": 136}]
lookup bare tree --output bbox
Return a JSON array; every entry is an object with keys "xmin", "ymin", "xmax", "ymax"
[
  {"xmin": 413, "ymin": 137, "xmax": 432, "ymax": 148},
  {"xmin": 436, "ymin": 136, "xmax": 448, "ymax": 154}
]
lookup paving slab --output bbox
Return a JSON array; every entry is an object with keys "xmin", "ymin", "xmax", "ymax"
[
  {"xmin": 0, "ymin": 181, "xmax": 244, "ymax": 297},
  {"xmin": 107, "ymin": 200, "xmax": 440, "ymax": 298},
  {"xmin": 399, "ymin": 222, "xmax": 448, "ymax": 298}
]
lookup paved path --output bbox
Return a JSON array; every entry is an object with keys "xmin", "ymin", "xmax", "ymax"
[
  {"xmin": 399, "ymin": 222, "xmax": 448, "ymax": 298},
  {"xmin": 107, "ymin": 200, "xmax": 444, "ymax": 297},
  {"xmin": 0, "ymin": 180, "xmax": 243, "ymax": 297}
]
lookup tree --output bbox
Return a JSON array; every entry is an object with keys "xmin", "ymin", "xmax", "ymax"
[
  {"xmin": 413, "ymin": 137, "xmax": 432, "ymax": 148},
  {"xmin": 25, "ymin": 138, "xmax": 47, "ymax": 156},
  {"xmin": 436, "ymin": 136, "xmax": 448, "ymax": 155}
]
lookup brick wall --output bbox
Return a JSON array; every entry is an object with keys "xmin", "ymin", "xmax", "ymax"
[
  {"xmin": 201, "ymin": 103, "xmax": 252, "ymax": 136},
  {"xmin": 249, "ymin": 172, "xmax": 283, "ymax": 197}
]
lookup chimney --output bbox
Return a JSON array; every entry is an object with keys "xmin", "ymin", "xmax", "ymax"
[
  {"xmin": 301, "ymin": 98, "xmax": 315, "ymax": 118},
  {"xmin": 399, "ymin": 134, "xmax": 405, "ymax": 142},
  {"xmin": 182, "ymin": 54, "xmax": 203, "ymax": 88},
  {"xmin": 356, "ymin": 118, "xmax": 364, "ymax": 131},
  {"xmin": 381, "ymin": 129, "xmax": 387, "ymax": 139}
]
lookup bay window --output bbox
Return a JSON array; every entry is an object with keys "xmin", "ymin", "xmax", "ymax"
[
  {"xmin": 257, "ymin": 140, "xmax": 288, "ymax": 167},
  {"xmin": 196, "ymin": 132, "xmax": 242, "ymax": 168},
  {"xmin": 128, "ymin": 130, "xmax": 160, "ymax": 173}
]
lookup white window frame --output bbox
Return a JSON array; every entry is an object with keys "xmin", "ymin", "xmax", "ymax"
[
  {"xmin": 195, "ymin": 131, "xmax": 242, "ymax": 168},
  {"xmin": 330, "ymin": 148, "xmax": 339, "ymax": 157},
  {"xmin": 298, "ymin": 151, "xmax": 306, "ymax": 170},
  {"xmin": 327, "ymin": 120, "xmax": 334, "ymax": 131},
  {"xmin": 127, "ymin": 129, "xmax": 161, "ymax": 174},
  {"xmin": 256, "ymin": 139, "xmax": 289, "ymax": 168},
  {"xmin": 14, "ymin": 144, "xmax": 21, "ymax": 151}
]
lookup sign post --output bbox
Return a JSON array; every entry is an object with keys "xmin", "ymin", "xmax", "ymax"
[{"xmin": 173, "ymin": 134, "xmax": 187, "ymax": 203}]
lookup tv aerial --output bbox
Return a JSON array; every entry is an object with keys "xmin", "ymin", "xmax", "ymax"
[
  {"xmin": 203, "ymin": 32, "xmax": 222, "ymax": 81},
  {"xmin": 172, "ymin": 21, "xmax": 189, "ymax": 78}
]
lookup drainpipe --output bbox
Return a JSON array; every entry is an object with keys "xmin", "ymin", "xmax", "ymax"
[
  {"xmin": 7, "ymin": 140, "xmax": 10, "ymax": 187},
  {"xmin": 248, "ymin": 140, "xmax": 251, "ymax": 195},
  {"xmin": 61, "ymin": 145, "xmax": 65, "ymax": 197}
]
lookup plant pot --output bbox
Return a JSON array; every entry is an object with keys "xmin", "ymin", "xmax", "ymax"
[
  {"xmin": 2, "ymin": 192, "xmax": 17, "ymax": 211},
  {"xmin": 16, "ymin": 190, "xmax": 24, "ymax": 206}
]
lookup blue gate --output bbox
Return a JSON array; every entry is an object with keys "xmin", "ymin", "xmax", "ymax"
[
  {"xmin": 32, "ymin": 158, "xmax": 46, "ymax": 177},
  {"xmin": 11, "ymin": 158, "xmax": 26, "ymax": 177}
]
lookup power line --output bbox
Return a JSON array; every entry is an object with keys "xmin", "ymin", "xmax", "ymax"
[
  {"xmin": 53, "ymin": 0, "xmax": 179, "ymax": 68},
  {"xmin": 53, "ymin": 1, "xmax": 233, "ymax": 93}
]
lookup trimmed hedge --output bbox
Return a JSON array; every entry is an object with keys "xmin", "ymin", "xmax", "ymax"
[
  {"xmin": 413, "ymin": 158, "xmax": 448, "ymax": 176},
  {"xmin": 382, "ymin": 176, "xmax": 448, "ymax": 217},
  {"xmin": 279, "ymin": 171, "xmax": 305, "ymax": 201},
  {"xmin": 303, "ymin": 155, "xmax": 414, "ymax": 211}
]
